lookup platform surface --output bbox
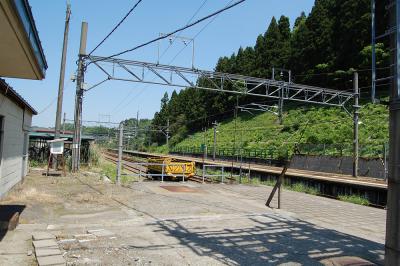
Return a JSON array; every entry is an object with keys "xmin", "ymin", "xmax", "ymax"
[{"xmin": 0, "ymin": 172, "xmax": 385, "ymax": 265}]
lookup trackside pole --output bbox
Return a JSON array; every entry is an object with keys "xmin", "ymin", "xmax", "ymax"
[
  {"xmin": 202, "ymin": 164, "xmax": 205, "ymax": 183},
  {"xmin": 116, "ymin": 123, "xmax": 123, "ymax": 186},
  {"xmin": 385, "ymin": 0, "xmax": 400, "ymax": 263},
  {"xmin": 353, "ymin": 72, "xmax": 359, "ymax": 178},
  {"xmin": 72, "ymin": 22, "xmax": 88, "ymax": 172},
  {"xmin": 161, "ymin": 162, "xmax": 164, "ymax": 182}
]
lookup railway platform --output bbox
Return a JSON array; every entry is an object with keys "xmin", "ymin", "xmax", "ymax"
[{"xmin": 0, "ymin": 169, "xmax": 385, "ymax": 265}]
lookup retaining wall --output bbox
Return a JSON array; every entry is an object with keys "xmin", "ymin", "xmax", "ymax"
[{"xmin": 291, "ymin": 154, "xmax": 386, "ymax": 179}]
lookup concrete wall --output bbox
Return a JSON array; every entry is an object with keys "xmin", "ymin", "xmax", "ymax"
[
  {"xmin": 0, "ymin": 94, "xmax": 32, "ymax": 198},
  {"xmin": 291, "ymin": 154, "xmax": 386, "ymax": 179}
]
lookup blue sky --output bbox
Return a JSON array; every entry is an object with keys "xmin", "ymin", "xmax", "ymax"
[{"xmin": 6, "ymin": 0, "xmax": 315, "ymax": 127}]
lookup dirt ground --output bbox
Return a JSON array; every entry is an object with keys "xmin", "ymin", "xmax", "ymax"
[{"xmin": 0, "ymin": 169, "xmax": 385, "ymax": 265}]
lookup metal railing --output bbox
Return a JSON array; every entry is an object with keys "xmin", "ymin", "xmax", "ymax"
[{"xmin": 121, "ymin": 162, "xmax": 187, "ymax": 182}]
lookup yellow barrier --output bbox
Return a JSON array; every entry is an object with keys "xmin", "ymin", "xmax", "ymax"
[{"xmin": 147, "ymin": 157, "xmax": 195, "ymax": 178}]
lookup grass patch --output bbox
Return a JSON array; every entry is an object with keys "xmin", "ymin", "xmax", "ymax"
[
  {"xmin": 100, "ymin": 161, "xmax": 117, "ymax": 182},
  {"xmin": 287, "ymin": 182, "xmax": 319, "ymax": 195},
  {"xmin": 29, "ymin": 159, "xmax": 47, "ymax": 168},
  {"xmin": 338, "ymin": 194, "xmax": 370, "ymax": 206}
]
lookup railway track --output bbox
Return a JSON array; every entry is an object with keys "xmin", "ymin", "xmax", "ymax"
[
  {"xmin": 103, "ymin": 153, "xmax": 147, "ymax": 174},
  {"xmin": 104, "ymin": 152, "xmax": 234, "ymax": 184}
]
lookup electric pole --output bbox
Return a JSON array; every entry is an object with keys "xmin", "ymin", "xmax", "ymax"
[
  {"xmin": 62, "ymin": 112, "xmax": 66, "ymax": 135},
  {"xmin": 55, "ymin": 2, "xmax": 71, "ymax": 140},
  {"xmin": 72, "ymin": 22, "xmax": 88, "ymax": 172},
  {"xmin": 213, "ymin": 121, "xmax": 217, "ymax": 161},
  {"xmin": 135, "ymin": 111, "xmax": 139, "ymax": 150},
  {"xmin": 371, "ymin": 0, "xmax": 376, "ymax": 103},
  {"xmin": 116, "ymin": 122, "xmax": 123, "ymax": 186},
  {"xmin": 385, "ymin": 0, "xmax": 400, "ymax": 264},
  {"xmin": 353, "ymin": 72, "xmax": 359, "ymax": 178},
  {"xmin": 166, "ymin": 119, "xmax": 170, "ymax": 150}
]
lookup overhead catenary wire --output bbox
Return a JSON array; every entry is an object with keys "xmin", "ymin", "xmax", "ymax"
[
  {"xmin": 98, "ymin": 0, "xmax": 246, "ymax": 61},
  {"xmin": 111, "ymin": 0, "xmax": 229, "ymax": 114},
  {"xmin": 88, "ymin": 0, "xmax": 144, "ymax": 56},
  {"xmin": 168, "ymin": 0, "xmax": 235, "ymax": 64},
  {"xmin": 158, "ymin": 0, "xmax": 209, "ymax": 60}
]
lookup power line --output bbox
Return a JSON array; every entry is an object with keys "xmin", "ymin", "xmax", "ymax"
[
  {"xmin": 169, "ymin": 0, "xmax": 234, "ymax": 63},
  {"xmin": 88, "ymin": 0, "xmax": 144, "ymax": 56},
  {"xmin": 158, "ymin": 0, "xmax": 209, "ymax": 60},
  {"xmin": 293, "ymin": 65, "xmax": 392, "ymax": 78},
  {"xmin": 110, "ymin": 0, "xmax": 224, "ymax": 114},
  {"xmin": 99, "ymin": 0, "xmax": 246, "ymax": 60},
  {"xmin": 38, "ymin": 97, "xmax": 57, "ymax": 114}
]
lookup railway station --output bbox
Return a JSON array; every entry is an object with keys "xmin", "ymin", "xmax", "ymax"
[{"xmin": 0, "ymin": 0, "xmax": 399, "ymax": 265}]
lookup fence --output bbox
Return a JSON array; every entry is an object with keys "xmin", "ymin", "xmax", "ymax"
[
  {"xmin": 171, "ymin": 142, "xmax": 389, "ymax": 161},
  {"xmin": 201, "ymin": 164, "xmax": 240, "ymax": 183},
  {"xmin": 120, "ymin": 162, "xmax": 188, "ymax": 182}
]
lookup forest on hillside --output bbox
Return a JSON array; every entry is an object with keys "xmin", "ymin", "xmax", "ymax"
[{"xmin": 150, "ymin": 0, "xmax": 391, "ymax": 147}]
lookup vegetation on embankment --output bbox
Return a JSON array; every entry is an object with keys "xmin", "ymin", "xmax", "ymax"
[
  {"xmin": 149, "ymin": 0, "xmax": 390, "ymax": 151},
  {"xmin": 156, "ymin": 102, "xmax": 388, "ymax": 158}
]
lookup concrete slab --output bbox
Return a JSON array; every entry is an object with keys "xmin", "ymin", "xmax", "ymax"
[
  {"xmin": 32, "ymin": 232, "xmax": 54, "ymax": 241},
  {"xmin": 35, "ymin": 248, "xmax": 61, "ymax": 257},
  {"xmin": 32, "ymin": 239, "xmax": 58, "ymax": 249},
  {"xmin": 36, "ymin": 255, "xmax": 65, "ymax": 266}
]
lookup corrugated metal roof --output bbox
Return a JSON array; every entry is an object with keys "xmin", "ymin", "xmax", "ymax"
[
  {"xmin": 0, "ymin": 78, "xmax": 38, "ymax": 115},
  {"xmin": 29, "ymin": 131, "xmax": 95, "ymax": 141}
]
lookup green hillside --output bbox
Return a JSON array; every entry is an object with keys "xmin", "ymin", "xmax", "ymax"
[
  {"xmin": 148, "ymin": 0, "xmax": 390, "ymax": 157},
  {"xmin": 157, "ymin": 102, "xmax": 388, "ymax": 159}
]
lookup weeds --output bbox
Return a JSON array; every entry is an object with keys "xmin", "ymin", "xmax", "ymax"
[
  {"xmin": 338, "ymin": 194, "xmax": 370, "ymax": 206},
  {"xmin": 288, "ymin": 183, "xmax": 319, "ymax": 195}
]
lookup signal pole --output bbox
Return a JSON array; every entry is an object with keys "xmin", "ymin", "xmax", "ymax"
[
  {"xmin": 72, "ymin": 22, "xmax": 88, "ymax": 172},
  {"xmin": 54, "ymin": 2, "xmax": 71, "ymax": 141},
  {"xmin": 213, "ymin": 121, "xmax": 217, "ymax": 161}
]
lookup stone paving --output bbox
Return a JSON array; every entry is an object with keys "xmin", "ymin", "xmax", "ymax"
[{"xmin": 0, "ymin": 173, "xmax": 386, "ymax": 265}]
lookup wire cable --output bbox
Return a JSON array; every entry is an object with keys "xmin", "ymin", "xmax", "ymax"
[
  {"xmin": 88, "ymin": 0, "xmax": 144, "ymax": 56},
  {"xmin": 100, "ymin": 0, "xmax": 246, "ymax": 60},
  {"xmin": 158, "ymin": 0, "xmax": 209, "ymax": 60},
  {"xmin": 110, "ymin": 0, "xmax": 226, "ymax": 114}
]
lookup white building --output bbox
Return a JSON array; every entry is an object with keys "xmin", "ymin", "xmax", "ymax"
[
  {"xmin": 0, "ymin": 0, "xmax": 47, "ymax": 198},
  {"xmin": 0, "ymin": 79, "xmax": 37, "ymax": 198}
]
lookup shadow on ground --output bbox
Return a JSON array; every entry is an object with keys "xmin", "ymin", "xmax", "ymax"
[
  {"xmin": 143, "ymin": 213, "xmax": 384, "ymax": 265},
  {"xmin": 0, "ymin": 205, "xmax": 25, "ymax": 241}
]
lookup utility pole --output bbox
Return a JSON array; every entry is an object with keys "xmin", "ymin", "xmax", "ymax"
[
  {"xmin": 62, "ymin": 112, "xmax": 66, "ymax": 135},
  {"xmin": 213, "ymin": 121, "xmax": 217, "ymax": 161},
  {"xmin": 385, "ymin": 0, "xmax": 400, "ymax": 264},
  {"xmin": 135, "ymin": 111, "xmax": 139, "ymax": 150},
  {"xmin": 116, "ymin": 122, "xmax": 123, "ymax": 186},
  {"xmin": 71, "ymin": 22, "xmax": 88, "ymax": 172},
  {"xmin": 371, "ymin": 0, "xmax": 376, "ymax": 103},
  {"xmin": 54, "ymin": 2, "xmax": 71, "ymax": 141},
  {"xmin": 166, "ymin": 119, "xmax": 170, "ymax": 150},
  {"xmin": 353, "ymin": 72, "xmax": 359, "ymax": 178},
  {"xmin": 278, "ymin": 86, "xmax": 284, "ymax": 124}
]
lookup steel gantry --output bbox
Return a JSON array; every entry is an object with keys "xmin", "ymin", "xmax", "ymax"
[
  {"xmin": 87, "ymin": 55, "xmax": 354, "ymax": 110},
  {"xmin": 71, "ymin": 24, "xmax": 357, "ymax": 172},
  {"xmin": 72, "ymin": 54, "xmax": 357, "ymax": 171}
]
